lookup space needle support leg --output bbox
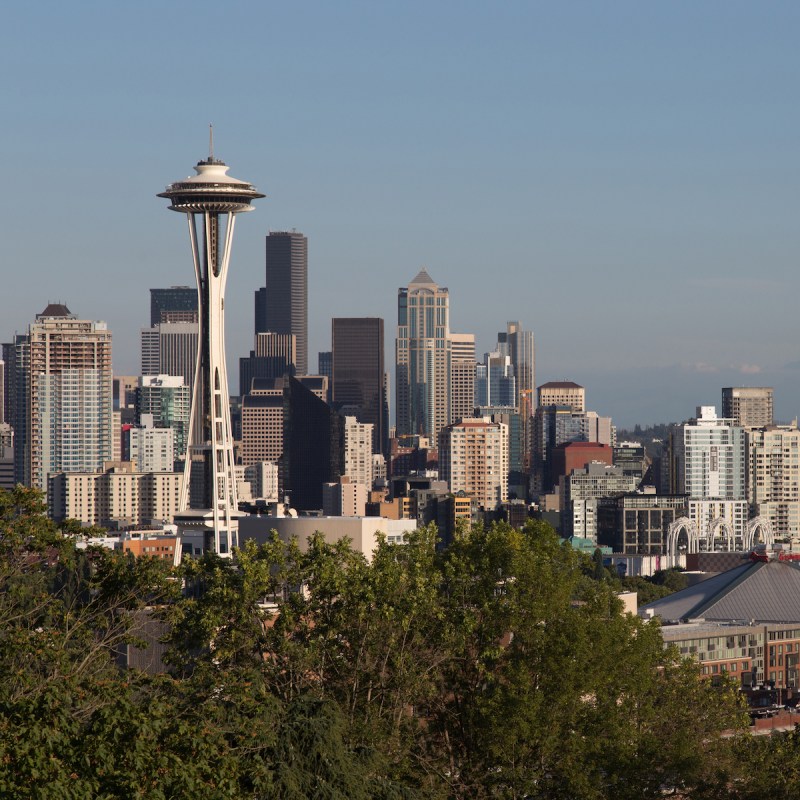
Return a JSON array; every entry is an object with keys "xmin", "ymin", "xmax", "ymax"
[{"xmin": 179, "ymin": 212, "xmax": 204, "ymax": 514}]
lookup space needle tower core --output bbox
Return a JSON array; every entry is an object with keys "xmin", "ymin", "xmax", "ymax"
[{"xmin": 158, "ymin": 133, "xmax": 264, "ymax": 556}]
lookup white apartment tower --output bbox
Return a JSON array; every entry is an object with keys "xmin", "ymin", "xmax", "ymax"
[
  {"xmin": 23, "ymin": 304, "xmax": 113, "ymax": 491},
  {"xmin": 674, "ymin": 406, "xmax": 746, "ymax": 543},
  {"xmin": 343, "ymin": 416, "xmax": 374, "ymax": 488}
]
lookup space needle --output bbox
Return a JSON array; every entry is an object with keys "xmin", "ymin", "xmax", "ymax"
[{"xmin": 158, "ymin": 131, "xmax": 264, "ymax": 556}]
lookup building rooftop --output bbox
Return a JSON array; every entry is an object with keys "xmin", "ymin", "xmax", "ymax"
[
  {"xmin": 408, "ymin": 267, "xmax": 437, "ymax": 286},
  {"xmin": 641, "ymin": 558, "xmax": 800, "ymax": 624},
  {"xmin": 38, "ymin": 303, "xmax": 73, "ymax": 318},
  {"xmin": 556, "ymin": 441, "xmax": 610, "ymax": 449},
  {"xmin": 538, "ymin": 381, "xmax": 583, "ymax": 390}
]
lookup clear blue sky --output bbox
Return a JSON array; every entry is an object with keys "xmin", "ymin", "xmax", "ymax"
[{"xmin": 1, "ymin": 1, "xmax": 798, "ymax": 427}]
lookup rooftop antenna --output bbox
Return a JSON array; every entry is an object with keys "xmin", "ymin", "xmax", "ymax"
[{"xmin": 209, "ymin": 124, "xmax": 214, "ymax": 160}]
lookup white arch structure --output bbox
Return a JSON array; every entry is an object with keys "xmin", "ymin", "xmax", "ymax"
[
  {"xmin": 708, "ymin": 517, "xmax": 736, "ymax": 551},
  {"xmin": 667, "ymin": 517, "xmax": 700, "ymax": 556},
  {"xmin": 742, "ymin": 516, "xmax": 774, "ymax": 551}
]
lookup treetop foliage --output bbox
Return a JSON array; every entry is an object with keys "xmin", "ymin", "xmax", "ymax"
[{"xmin": 0, "ymin": 487, "xmax": 788, "ymax": 799}]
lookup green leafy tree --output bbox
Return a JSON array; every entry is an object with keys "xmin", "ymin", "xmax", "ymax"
[{"xmin": 0, "ymin": 493, "xmax": 754, "ymax": 799}]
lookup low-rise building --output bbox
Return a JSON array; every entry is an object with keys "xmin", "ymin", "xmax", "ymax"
[{"xmin": 48, "ymin": 461, "xmax": 182, "ymax": 528}]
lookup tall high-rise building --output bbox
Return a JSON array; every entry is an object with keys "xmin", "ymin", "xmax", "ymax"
[
  {"xmin": 498, "ymin": 321, "xmax": 535, "ymax": 413},
  {"xmin": 449, "ymin": 333, "xmax": 476, "ymax": 425},
  {"xmin": 159, "ymin": 147, "xmax": 264, "ymax": 555},
  {"xmin": 20, "ymin": 304, "xmax": 113, "ymax": 490},
  {"xmin": 396, "ymin": 268, "xmax": 451, "ymax": 441},
  {"xmin": 439, "ymin": 417, "xmax": 509, "ymax": 510},
  {"xmin": 1, "ymin": 341, "xmax": 18, "ymax": 429},
  {"xmin": 255, "ymin": 231, "xmax": 308, "ymax": 374},
  {"xmin": 673, "ymin": 406, "xmax": 745, "ymax": 500},
  {"xmin": 475, "ymin": 352, "xmax": 516, "ymax": 409},
  {"xmin": 7, "ymin": 334, "xmax": 28, "ymax": 485},
  {"xmin": 283, "ymin": 376, "xmax": 343, "ymax": 512},
  {"xmin": 332, "ymin": 318, "xmax": 385, "ymax": 455},
  {"xmin": 671, "ymin": 405, "xmax": 747, "ymax": 546},
  {"xmin": 722, "ymin": 387, "xmax": 774, "ymax": 429},
  {"xmin": 150, "ymin": 286, "xmax": 197, "ymax": 326},
  {"xmin": 747, "ymin": 424, "xmax": 800, "ymax": 536},
  {"xmin": 342, "ymin": 416, "xmax": 374, "ymax": 488}
]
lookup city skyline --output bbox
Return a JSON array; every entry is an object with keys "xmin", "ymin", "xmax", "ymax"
[{"xmin": 2, "ymin": 3, "xmax": 799, "ymax": 427}]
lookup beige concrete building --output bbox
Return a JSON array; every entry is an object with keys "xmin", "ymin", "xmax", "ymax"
[
  {"xmin": 322, "ymin": 477, "xmax": 368, "ymax": 517},
  {"xmin": 537, "ymin": 381, "xmax": 585, "ymax": 412},
  {"xmin": 439, "ymin": 417, "xmax": 509, "ymax": 509},
  {"xmin": 344, "ymin": 416, "xmax": 374, "ymax": 488},
  {"xmin": 449, "ymin": 332, "xmax": 476, "ymax": 425},
  {"xmin": 239, "ymin": 514, "xmax": 416, "ymax": 561},
  {"xmin": 722, "ymin": 387, "xmax": 774, "ymax": 429},
  {"xmin": 241, "ymin": 392, "xmax": 284, "ymax": 467},
  {"xmin": 48, "ymin": 461, "xmax": 182, "ymax": 527},
  {"xmin": 747, "ymin": 424, "xmax": 800, "ymax": 536}
]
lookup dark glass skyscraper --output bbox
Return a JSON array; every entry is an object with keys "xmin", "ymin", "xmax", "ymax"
[
  {"xmin": 149, "ymin": 286, "xmax": 197, "ymax": 326},
  {"xmin": 283, "ymin": 376, "xmax": 342, "ymax": 511},
  {"xmin": 255, "ymin": 231, "xmax": 308, "ymax": 374},
  {"xmin": 332, "ymin": 318, "xmax": 385, "ymax": 455}
]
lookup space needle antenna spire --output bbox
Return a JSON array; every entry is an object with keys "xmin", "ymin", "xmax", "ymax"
[{"xmin": 158, "ymin": 137, "xmax": 265, "ymax": 556}]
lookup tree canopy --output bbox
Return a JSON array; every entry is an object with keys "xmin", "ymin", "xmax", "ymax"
[{"xmin": 0, "ymin": 487, "xmax": 785, "ymax": 799}]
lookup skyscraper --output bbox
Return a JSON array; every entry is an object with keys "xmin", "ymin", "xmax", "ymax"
[
  {"xmin": 6, "ymin": 334, "xmax": 28, "ymax": 485},
  {"xmin": 158, "ymin": 146, "xmax": 264, "ymax": 555},
  {"xmin": 475, "ymin": 352, "xmax": 516, "ymax": 409},
  {"xmin": 396, "ymin": 268, "xmax": 451, "ymax": 441},
  {"xmin": 255, "ymin": 231, "xmax": 308, "ymax": 374},
  {"xmin": 498, "ymin": 321, "xmax": 535, "ymax": 413},
  {"xmin": 332, "ymin": 318, "xmax": 385, "ymax": 455},
  {"xmin": 239, "ymin": 332, "xmax": 297, "ymax": 396},
  {"xmin": 21, "ymin": 304, "xmax": 113, "ymax": 490},
  {"xmin": 283, "ymin": 376, "xmax": 343, "ymax": 512},
  {"xmin": 150, "ymin": 286, "xmax": 197, "ymax": 326}
]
